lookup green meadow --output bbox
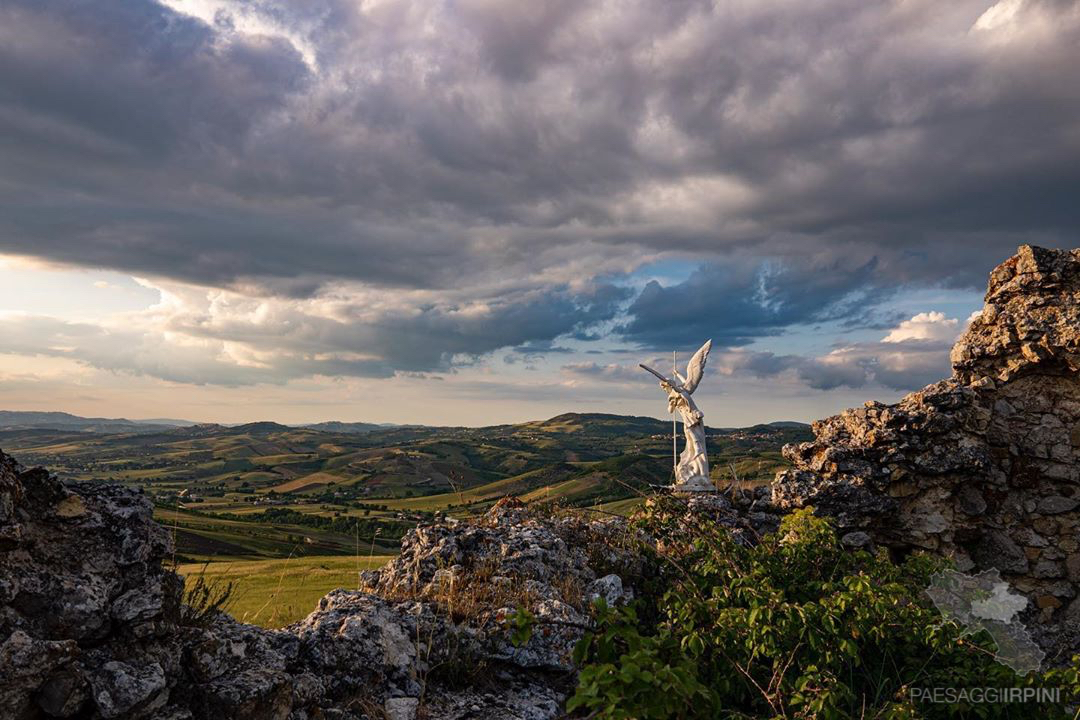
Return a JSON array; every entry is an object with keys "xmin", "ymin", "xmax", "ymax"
[{"xmin": 178, "ymin": 555, "xmax": 393, "ymax": 628}]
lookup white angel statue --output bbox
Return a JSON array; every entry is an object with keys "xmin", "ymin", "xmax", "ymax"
[{"xmin": 640, "ymin": 339, "xmax": 714, "ymax": 492}]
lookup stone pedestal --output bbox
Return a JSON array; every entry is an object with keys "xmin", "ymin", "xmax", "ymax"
[{"xmin": 671, "ymin": 475, "xmax": 715, "ymax": 493}]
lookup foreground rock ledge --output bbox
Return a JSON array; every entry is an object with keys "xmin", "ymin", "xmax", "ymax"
[
  {"xmin": 773, "ymin": 245, "xmax": 1080, "ymax": 663},
  {"xmin": 0, "ymin": 454, "xmax": 644, "ymax": 720}
]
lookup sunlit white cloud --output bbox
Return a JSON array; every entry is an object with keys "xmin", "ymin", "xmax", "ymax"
[{"xmin": 881, "ymin": 311, "xmax": 959, "ymax": 343}]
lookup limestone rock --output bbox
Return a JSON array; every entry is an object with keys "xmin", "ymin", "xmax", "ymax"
[
  {"xmin": 587, "ymin": 574, "xmax": 627, "ymax": 606},
  {"xmin": 89, "ymin": 661, "xmax": 168, "ymax": 719},
  {"xmin": 840, "ymin": 531, "xmax": 874, "ymax": 552},
  {"xmin": 0, "ymin": 451, "xmax": 179, "ymax": 718}
]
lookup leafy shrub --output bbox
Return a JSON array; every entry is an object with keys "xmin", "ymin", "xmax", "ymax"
[
  {"xmin": 569, "ymin": 503, "xmax": 1080, "ymax": 719},
  {"xmin": 509, "ymin": 607, "xmax": 536, "ymax": 647}
]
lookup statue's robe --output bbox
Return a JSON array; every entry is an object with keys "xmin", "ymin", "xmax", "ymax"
[{"xmin": 670, "ymin": 389, "xmax": 709, "ymax": 484}]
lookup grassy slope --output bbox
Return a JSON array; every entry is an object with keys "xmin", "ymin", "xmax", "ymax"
[
  {"xmin": 155, "ymin": 507, "xmax": 400, "ymax": 559},
  {"xmin": 178, "ymin": 555, "xmax": 392, "ymax": 628},
  {"xmin": 377, "ymin": 463, "xmax": 581, "ymax": 511}
]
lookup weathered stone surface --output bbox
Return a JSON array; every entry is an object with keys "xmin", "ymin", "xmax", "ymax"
[
  {"xmin": 0, "ymin": 451, "xmax": 180, "ymax": 719},
  {"xmin": 90, "ymin": 661, "xmax": 169, "ymax": 719},
  {"xmin": 970, "ymin": 530, "xmax": 1029, "ymax": 575},
  {"xmin": 773, "ymin": 245, "xmax": 1080, "ymax": 661},
  {"xmin": 587, "ymin": 574, "xmax": 626, "ymax": 606},
  {"xmin": 686, "ymin": 487, "xmax": 781, "ymax": 542},
  {"xmin": 952, "ymin": 245, "xmax": 1080, "ymax": 385},
  {"xmin": 1038, "ymin": 496, "xmax": 1080, "ymax": 515},
  {"xmin": 0, "ymin": 630, "xmax": 77, "ymax": 718},
  {"xmin": 840, "ymin": 531, "xmax": 874, "ymax": 551},
  {"xmin": 423, "ymin": 676, "xmax": 568, "ymax": 720}
]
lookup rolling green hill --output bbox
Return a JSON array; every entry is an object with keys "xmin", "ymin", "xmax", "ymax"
[{"xmin": 0, "ymin": 412, "xmax": 810, "ymax": 561}]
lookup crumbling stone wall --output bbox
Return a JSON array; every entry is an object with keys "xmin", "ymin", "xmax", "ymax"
[{"xmin": 773, "ymin": 245, "xmax": 1080, "ymax": 660}]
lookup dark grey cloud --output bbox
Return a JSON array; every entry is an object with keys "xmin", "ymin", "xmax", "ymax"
[
  {"xmin": 727, "ymin": 351, "xmax": 875, "ymax": 392},
  {"xmin": 347, "ymin": 283, "xmax": 629, "ymax": 371},
  {"xmin": 0, "ymin": 0, "xmax": 1077, "ymax": 376},
  {"xmin": 2, "ymin": 0, "xmax": 1077, "ymax": 284},
  {"xmin": 723, "ymin": 337, "xmax": 955, "ymax": 392},
  {"xmin": 620, "ymin": 253, "xmax": 891, "ymax": 348}
]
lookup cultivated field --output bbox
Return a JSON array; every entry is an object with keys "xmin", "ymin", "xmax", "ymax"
[{"xmin": 3, "ymin": 413, "xmax": 807, "ymax": 624}]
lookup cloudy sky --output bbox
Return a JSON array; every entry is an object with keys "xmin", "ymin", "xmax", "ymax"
[{"xmin": 0, "ymin": 0, "xmax": 1077, "ymax": 426}]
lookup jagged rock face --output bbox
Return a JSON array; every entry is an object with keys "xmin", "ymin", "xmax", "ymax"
[
  {"xmin": 360, "ymin": 498, "xmax": 641, "ymax": 669},
  {"xmin": 0, "ymin": 451, "xmax": 181, "ymax": 719},
  {"xmin": 953, "ymin": 245, "xmax": 1080, "ymax": 385},
  {"xmin": 773, "ymin": 245, "xmax": 1080, "ymax": 661}
]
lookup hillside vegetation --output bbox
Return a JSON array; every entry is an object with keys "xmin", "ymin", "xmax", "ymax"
[
  {"xmin": 1, "ymin": 412, "xmax": 809, "ymax": 562},
  {"xmin": 570, "ymin": 502, "xmax": 1080, "ymax": 719}
]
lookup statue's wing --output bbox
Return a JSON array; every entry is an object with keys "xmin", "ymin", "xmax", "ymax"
[
  {"xmin": 639, "ymin": 364, "xmax": 670, "ymax": 384},
  {"xmin": 681, "ymin": 339, "xmax": 712, "ymax": 393}
]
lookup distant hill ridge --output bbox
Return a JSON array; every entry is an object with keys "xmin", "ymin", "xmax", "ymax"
[
  {"xmin": 301, "ymin": 421, "xmax": 403, "ymax": 434},
  {"xmin": 0, "ymin": 409, "xmax": 808, "ymax": 437},
  {"xmin": 0, "ymin": 410, "xmax": 187, "ymax": 434}
]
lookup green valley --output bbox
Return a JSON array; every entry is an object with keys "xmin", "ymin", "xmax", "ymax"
[{"xmin": 0, "ymin": 413, "xmax": 810, "ymax": 565}]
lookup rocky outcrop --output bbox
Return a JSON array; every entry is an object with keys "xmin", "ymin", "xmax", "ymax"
[
  {"xmin": 0, "ymin": 453, "xmax": 181, "ymax": 719},
  {"xmin": 773, "ymin": 245, "xmax": 1080, "ymax": 662},
  {"xmin": 358, "ymin": 498, "xmax": 643, "ymax": 674},
  {"xmin": 0, "ymin": 455, "xmax": 642, "ymax": 719}
]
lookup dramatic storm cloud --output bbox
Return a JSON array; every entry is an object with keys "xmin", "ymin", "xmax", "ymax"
[{"xmin": 0, "ymin": 0, "xmax": 1077, "ymax": 423}]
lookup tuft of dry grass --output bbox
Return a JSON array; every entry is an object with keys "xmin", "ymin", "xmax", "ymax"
[
  {"xmin": 179, "ymin": 563, "xmax": 235, "ymax": 628},
  {"xmin": 383, "ymin": 553, "xmax": 541, "ymax": 626}
]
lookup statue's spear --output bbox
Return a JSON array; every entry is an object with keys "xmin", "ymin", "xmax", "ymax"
[
  {"xmin": 672, "ymin": 350, "xmax": 677, "ymax": 481},
  {"xmin": 636, "ymin": 356, "xmax": 680, "ymax": 483}
]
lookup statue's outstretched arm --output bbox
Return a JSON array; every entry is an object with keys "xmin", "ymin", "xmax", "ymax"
[{"xmin": 639, "ymin": 364, "xmax": 669, "ymax": 384}]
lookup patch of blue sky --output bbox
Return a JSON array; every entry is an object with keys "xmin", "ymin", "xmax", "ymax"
[
  {"xmin": 741, "ymin": 285, "xmax": 984, "ymax": 358},
  {"xmin": 878, "ymin": 286, "xmax": 985, "ymax": 326}
]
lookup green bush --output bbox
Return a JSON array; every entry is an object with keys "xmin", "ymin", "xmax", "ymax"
[{"xmin": 569, "ymin": 502, "xmax": 1080, "ymax": 719}]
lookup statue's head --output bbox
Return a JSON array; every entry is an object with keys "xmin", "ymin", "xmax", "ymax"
[{"xmin": 666, "ymin": 388, "xmax": 682, "ymax": 414}]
